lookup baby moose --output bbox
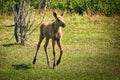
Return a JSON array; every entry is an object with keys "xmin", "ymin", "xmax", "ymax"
[{"xmin": 33, "ymin": 12, "xmax": 66, "ymax": 69}]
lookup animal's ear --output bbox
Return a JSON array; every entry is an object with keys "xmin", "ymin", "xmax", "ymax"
[
  {"xmin": 53, "ymin": 12, "xmax": 57, "ymax": 19},
  {"xmin": 61, "ymin": 11, "xmax": 66, "ymax": 17}
]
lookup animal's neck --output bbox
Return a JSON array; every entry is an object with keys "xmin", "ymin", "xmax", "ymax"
[{"xmin": 52, "ymin": 22, "xmax": 61, "ymax": 33}]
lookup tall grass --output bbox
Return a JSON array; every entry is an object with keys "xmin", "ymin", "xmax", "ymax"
[{"xmin": 0, "ymin": 12, "xmax": 120, "ymax": 80}]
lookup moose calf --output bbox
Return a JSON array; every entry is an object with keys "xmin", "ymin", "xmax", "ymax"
[{"xmin": 33, "ymin": 12, "xmax": 66, "ymax": 69}]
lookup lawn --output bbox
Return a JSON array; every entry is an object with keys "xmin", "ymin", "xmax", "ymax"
[{"xmin": 0, "ymin": 12, "xmax": 120, "ymax": 80}]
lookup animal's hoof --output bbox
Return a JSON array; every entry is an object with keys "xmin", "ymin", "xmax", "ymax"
[
  {"xmin": 33, "ymin": 58, "xmax": 36, "ymax": 64},
  {"xmin": 53, "ymin": 64, "xmax": 57, "ymax": 69},
  {"xmin": 56, "ymin": 60, "xmax": 61, "ymax": 66},
  {"xmin": 47, "ymin": 61, "xmax": 51, "ymax": 67}
]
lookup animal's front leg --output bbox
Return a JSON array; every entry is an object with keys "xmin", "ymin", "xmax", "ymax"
[
  {"xmin": 33, "ymin": 35, "xmax": 44, "ymax": 64},
  {"xmin": 52, "ymin": 40, "xmax": 56, "ymax": 69}
]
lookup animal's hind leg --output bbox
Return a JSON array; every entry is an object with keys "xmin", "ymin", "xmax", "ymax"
[
  {"xmin": 44, "ymin": 38, "xmax": 50, "ymax": 67},
  {"xmin": 52, "ymin": 40, "xmax": 56, "ymax": 69},
  {"xmin": 56, "ymin": 40, "xmax": 63, "ymax": 66},
  {"xmin": 33, "ymin": 34, "xmax": 44, "ymax": 64}
]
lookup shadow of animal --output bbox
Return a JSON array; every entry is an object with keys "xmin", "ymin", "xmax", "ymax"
[
  {"xmin": 2, "ymin": 43, "xmax": 19, "ymax": 47},
  {"xmin": 12, "ymin": 64, "xmax": 32, "ymax": 70}
]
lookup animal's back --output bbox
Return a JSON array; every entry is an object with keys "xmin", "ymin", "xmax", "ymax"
[{"xmin": 40, "ymin": 21, "xmax": 54, "ymax": 38}]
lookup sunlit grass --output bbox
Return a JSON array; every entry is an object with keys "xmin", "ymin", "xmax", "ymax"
[{"xmin": 0, "ymin": 12, "xmax": 120, "ymax": 80}]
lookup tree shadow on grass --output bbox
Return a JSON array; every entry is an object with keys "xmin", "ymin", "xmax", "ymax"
[
  {"xmin": 2, "ymin": 43, "xmax": 19, "ymax": 47},
  {"xmin": 12, "ymin": 64, "xmax": 32, "ymax": 70}
]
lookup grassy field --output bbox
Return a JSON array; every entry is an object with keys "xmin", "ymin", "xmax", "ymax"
[{"xmin": 0, "ymin": 12, "xmax": 120, "ymax": 80}]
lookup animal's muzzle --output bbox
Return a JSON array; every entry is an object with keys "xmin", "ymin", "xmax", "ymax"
[{"xmin": 62, "ymin": 23, "xmax": 66, "ymax": 28}]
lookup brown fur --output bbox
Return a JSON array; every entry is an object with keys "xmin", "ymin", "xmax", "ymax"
[{"xmin": 33, "ymin": 12, "xmax": 66, "ymax": 69}]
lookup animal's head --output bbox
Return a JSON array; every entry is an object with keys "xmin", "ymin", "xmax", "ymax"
[{"xmin": 53, "ymin": 12, "xmax": 66, "ymax": 28}]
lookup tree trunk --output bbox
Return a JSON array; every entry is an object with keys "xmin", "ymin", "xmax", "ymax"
[
  {"xmin": 13, "ymin": 0, "xmax": 28, "ymax": 45},
  {"xmin": 40, "ymin": 0, "xmax": 48, "ymax": 13},
  {"xmin": 13, "ymin": 1, "xmax": 20, "ymax": 43}
]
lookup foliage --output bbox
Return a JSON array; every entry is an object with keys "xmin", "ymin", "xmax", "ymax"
[
  {"xmin": 0, "ymin": 0, "xmax": 14, "ymax": 15},
  {"xmin": 30, "ymin": 0, "xmax": 41, "ymax": 9},
  {"xmin": 0, "ymin": 0, "xmax": 120, "ymax": 15},
  {"xmin": 48, "ymin": 0, "xmax": 120, "ymax": 16}
]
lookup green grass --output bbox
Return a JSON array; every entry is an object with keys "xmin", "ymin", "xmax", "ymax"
[{"xmin": 0, "ymin": 13, "xmax": 120, "ymax": 80}]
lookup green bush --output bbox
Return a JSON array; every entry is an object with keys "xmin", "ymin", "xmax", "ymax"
[
  {"xmin": 0, "ymin": 0, "xmax": 13, "ymax": 15},
  {"xmin": 0, "ymin": 0, "xmax": 120, "ymax": 16},
  {"xmin": 48, "ymin": 0, "xmax": 120, "ymax": 16},
  {"xmin": 30, "ymin": 0, "xmax": 40, "ymax": 9}
]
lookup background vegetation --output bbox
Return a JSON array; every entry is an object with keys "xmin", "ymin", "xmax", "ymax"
[
  {"xmin": 0, "ymin": 0, "xmax": 120, "ymax": 16},
  {"xmin": 49, "ymin": 0, "xmax": 120, "ymax": 16}
]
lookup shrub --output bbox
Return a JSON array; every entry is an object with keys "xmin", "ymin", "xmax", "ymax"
[{"xmin": 0, "ymin": 0, "xmax": 120, "ymax": 16}]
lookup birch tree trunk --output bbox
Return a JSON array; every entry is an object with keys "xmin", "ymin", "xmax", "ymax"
[
  {"xmin": 13, "ymin": 0, "xmax": 20, "ymax": 43},
  {"xmin": 13, "ymin": 0, "xmax": 29, "ymax": 45}
]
